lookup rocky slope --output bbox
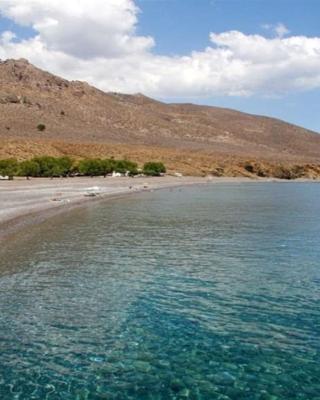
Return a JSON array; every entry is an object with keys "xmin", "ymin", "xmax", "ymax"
[{"xmin": 1, "ymin": 58, "xmax": 320, "ymax": 177}]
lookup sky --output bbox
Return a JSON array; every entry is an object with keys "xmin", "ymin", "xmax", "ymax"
[{"xmin": 0, "ymin": 0, "xmax": 320, "ymax": 132}]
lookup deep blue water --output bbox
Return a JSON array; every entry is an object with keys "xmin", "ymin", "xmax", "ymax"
[{"xmin": 0, "ymin": 182, "xmax": 320, "ymax": 400}]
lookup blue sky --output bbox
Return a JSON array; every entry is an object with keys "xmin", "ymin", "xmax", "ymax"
[
  {"xmin": 0, "ymin": 0, "xmax": 320, "ymax": 132},
  {"xmin": 136, "ymin": 0, "xmax": 320, "ymax": 54},
  {"xmin": 135, "ymin": 0, "xmax": 320, "ymax": 132},
  {"xmin": 0, "ymin": 17, "xmax": 36, "ymax": 45}
]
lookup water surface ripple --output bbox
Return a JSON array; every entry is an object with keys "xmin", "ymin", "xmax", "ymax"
[{"xmin": 0, "ymin": 183, "xmax": 320, "ymax": 399}]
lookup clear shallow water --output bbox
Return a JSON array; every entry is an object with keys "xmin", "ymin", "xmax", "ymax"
[{"xmin": 0, "ymin": 182, "xmax": 320, "ymax": 400}]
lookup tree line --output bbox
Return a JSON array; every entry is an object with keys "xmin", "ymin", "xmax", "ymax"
[{"xmin": 0, "ymin": 157, "xmax": 166, "ymax": 178}]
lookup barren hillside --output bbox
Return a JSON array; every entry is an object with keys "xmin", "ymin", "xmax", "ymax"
[{"xmin": 1, "ymin": 58, "xmax": 320, "ymax": 176}]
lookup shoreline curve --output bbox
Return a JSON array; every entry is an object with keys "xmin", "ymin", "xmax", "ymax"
[{"xmin": 0, "ymin": 175, "xmax": 316, "ymax": 241}]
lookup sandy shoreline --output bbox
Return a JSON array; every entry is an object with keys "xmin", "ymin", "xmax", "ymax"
[
  {"xmin": 0, "ymin": 176, "xmax": 208, "ymax": 240},
  {"xmin": 0, "ymin": 175, "xmax": 316, "ymax": 241}
]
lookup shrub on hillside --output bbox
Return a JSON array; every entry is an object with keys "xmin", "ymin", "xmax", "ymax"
[
  {"xmin": 243, "ymin": 162, "xmax": 254, "ymax": 173},
  {"xmin": 37, "ymin": 124, "xmax": 46, "ymax": 132},
  {"xmin": 291, "ymin": 165, "xmax": 306, "ymax": 179},
  {"xmin": 273, "ymin": 165, "xmax": 306, "ymax": 180},
  {"xmin": 243, "ymin": 162, "xmax": 268, "ymax": 177}
]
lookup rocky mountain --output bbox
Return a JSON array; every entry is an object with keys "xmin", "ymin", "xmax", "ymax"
[{"xmin": 1, "ymin": 58, "xmax": 320, "ymax": 177}]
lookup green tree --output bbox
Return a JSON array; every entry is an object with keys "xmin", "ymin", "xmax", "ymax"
[
  {"xmin": 31, "ymin": 156, "xmax": 70, "ymax": 177},
  {"xmin": 0, "ymin": 158, "xmax": 18, "ymax": 178},
  {"xmin": 143, "ymin": 162, "xmax": 166, "ymax": 176},
  {"xmin": 18, "ymin": 160, "xmax": 41, "ymax": 178},
  {"xmin": 78, "ymin": 159, "xmax": 104, "ymax": 176},
  {"xmin": 56, "ymin": 157, "xmax": 73, "ymax": 176},
  {"xmin": 100, "ymin": 159, "xmax": 114, "ymax": 177},
  {"xmin": 114, "ymin": 159, "xmax": 138, "ymax": 176}
]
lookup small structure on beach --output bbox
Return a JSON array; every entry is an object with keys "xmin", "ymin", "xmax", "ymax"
[
  {"xmin": 84, "ymin": 186, "xmax": 101, "ymax": 197},
  {"xmin": 112, "ymin": 172, "xmax": 123, "ymax": 177}
]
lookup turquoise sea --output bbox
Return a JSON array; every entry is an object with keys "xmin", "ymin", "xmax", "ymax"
[{"xmin": 0, "ymin": 182, "xmax": 320, "ymax": 399}]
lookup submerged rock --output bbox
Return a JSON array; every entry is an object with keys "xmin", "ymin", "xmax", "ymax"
[
  {"xmin": 133, "ymin": 360, "xmax": 152, "ymax": 373},
  {"xmin": 213, "ymin": 371, "xmax": 236, "ymax": 385},
  {"xmin": 178, "ymin": 388, "xmax": 190, "ymax": 398},
  {"xmin": 170, "ymin": 378, "xmax": 184, "ymax": 393}
]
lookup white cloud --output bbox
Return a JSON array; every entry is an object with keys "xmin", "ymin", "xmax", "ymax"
[
  {"xmin": 262, "ymin": 23, "xmax": 290, "ymax": 38},
  {"xmin": 0, "ymin": 1, "xmax": 320, "ymax": 98},
  {"xmin": 0, "ymin": 0, "xmax": 154, "ymax": 57},
  {"xmin": 0, "ymin": 30, "xmax": 16, "ymax": 44},
  {"xmin": 274, "ymin": 23, "xmax": 290, "ymax": 38}
]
